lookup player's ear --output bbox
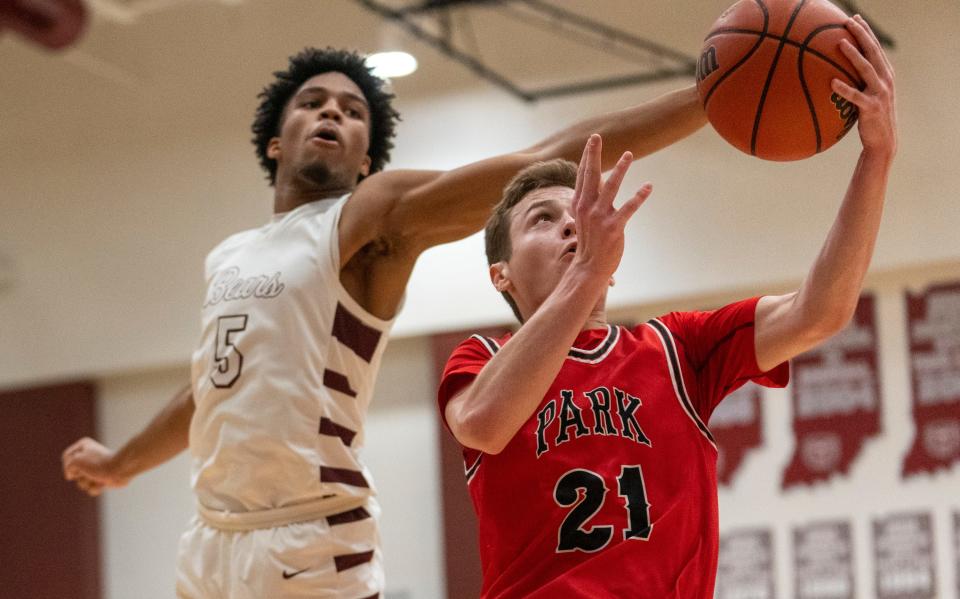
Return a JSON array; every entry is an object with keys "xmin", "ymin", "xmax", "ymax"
[
  {"xmin": 490, "ymin": 262, "xmax": 512, "ymax": 293},
  {"xmin": 267, "ymin": 137, "xmax": 282, "ymax": 161},
  {"xmin": 609, "ymin": 275, "xmax": 616, "ymax": 287},
  {"xmin": 359, "ymin": 155, "xmax": 371, "ymax": 178}
]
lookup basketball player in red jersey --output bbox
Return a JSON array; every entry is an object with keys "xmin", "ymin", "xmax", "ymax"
[
  {"xmin": 61, "ymin": 48, "xmax": 706, "ymax": 598},
  {"xmin": 438, "ymin": 16, "xmax": 895, "ymax": 598}
]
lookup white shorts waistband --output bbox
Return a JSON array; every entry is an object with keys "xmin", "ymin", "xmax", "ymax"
[{"xmin": 197, "ymin": 495, "xmax": 367, "ymax": 531}]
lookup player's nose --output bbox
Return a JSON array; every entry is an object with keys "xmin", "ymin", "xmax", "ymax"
[
  {"xmin": 319, "ymin": 101, "xmax": 343, "ymax": 123},
  {"xmin": 561, "ymin": 213, "xmax": 576, "ymax": 238}
]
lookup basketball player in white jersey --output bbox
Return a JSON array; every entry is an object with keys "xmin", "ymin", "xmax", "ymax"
[{"xmin": 61, "ymin": 48, "xmax": 707, "ymax": 598}]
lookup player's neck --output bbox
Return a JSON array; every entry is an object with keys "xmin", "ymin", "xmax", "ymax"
[
  {"xmin": 581, "ymin": 294, "xmax": 609, "ymax": 331},
  {"xmin": 273, "ymin": 181, "xmax": 353, "ymax": 214},
  {"xmin": 582, "ymin": 314, "xmax": 608, "ymax": 332},
  {"xmin": 272, "ymin": 172, "xmax": 355, "ymax": 214}
]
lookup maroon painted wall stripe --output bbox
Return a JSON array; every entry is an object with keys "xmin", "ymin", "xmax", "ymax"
[
  {"xmin": 0, "ymin": 381, "xmax": 102, "ymax": 599},
  {"xmin": 431, "ymin": 328, "xmax": 511, "ymax": 599}
]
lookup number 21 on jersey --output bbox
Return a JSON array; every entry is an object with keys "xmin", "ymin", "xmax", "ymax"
[{"xmin": 554, "ymin": 465, "xmax": 652, "ymax": 553}]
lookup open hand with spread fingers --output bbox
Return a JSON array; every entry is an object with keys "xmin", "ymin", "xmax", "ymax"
[
  {"xmin": 570, "ymin": 134, "xmax": 653, "ymax": 282},
  {"xmin": 833, "ymin": 14, "xmax": 897, "ymax": 158}
]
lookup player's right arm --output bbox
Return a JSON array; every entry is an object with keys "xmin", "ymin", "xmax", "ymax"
[
  {"xmin": 445, "ymin": 136, "xmax": 651, "ymax": 454},
  {"xmin": 754, "ymin": 15, "xmax": 896, "ymax": 372},
  {"xmin": 62, "ymin": 383, "xmax": 193, "ymax": 497},
  {"xmin": 338, "ymin": 85, "xmax": 704, "ymax": 266}
]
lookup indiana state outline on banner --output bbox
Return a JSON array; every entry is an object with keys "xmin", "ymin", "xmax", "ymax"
[
  {"xmin": 782, "ymin": 294, "xmax": 881, "ymax": 488},
  {"xmin": 902, "ymin": 281, "xmax": 960, "ymax": 477}
]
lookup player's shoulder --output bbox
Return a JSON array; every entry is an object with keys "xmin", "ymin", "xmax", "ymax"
[
  {"xmin": 644, "ymin": 310, "xmax": 689, "ymax": 334},
  {"xmin": 205, "ymin": 226, "xmax": 262, "ymax": 265},
  {"xmin": 451, "ymin": 331, "xmax": 513, "ymax": 360}
]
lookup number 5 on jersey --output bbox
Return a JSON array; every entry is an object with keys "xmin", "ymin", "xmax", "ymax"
[{"xmin": 212, "ymin": 314, "xmax": 248, "ymax": 388}]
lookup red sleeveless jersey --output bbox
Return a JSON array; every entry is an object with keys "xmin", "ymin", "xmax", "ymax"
[{"xmin": 438, "ymin": 297, "xmax": 789, "ymax": 598}]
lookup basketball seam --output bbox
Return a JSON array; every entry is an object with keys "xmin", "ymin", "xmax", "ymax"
[
  {"xmin": 798, "ymin": 38, "xmax": 822, "ymax": 153},
  {"xmin": 704, "ymin": 28, "xmax": 861, "ymax": 84},
  {"xmin": 702, "ymin": 0, "xmax": 770, "ymax": 109},
  {"xmin": 751, "ymin": 0, "xmax": 808, "ymax": 156},
  {"xmin": 798, "ymin": 24, "xmax": 851, "ymax": 153}
]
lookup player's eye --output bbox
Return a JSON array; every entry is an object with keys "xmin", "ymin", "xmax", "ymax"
[
  {"xmin": 534, "ymin": 212, "xmax": 552, "ymax": 224},
  {"xmin": 302, "ymin": 100, "xmax": 321, "ymax": 109}
]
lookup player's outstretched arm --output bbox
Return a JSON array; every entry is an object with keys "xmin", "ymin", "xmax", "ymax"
[
  {"xmin": 754, "ymin": 15, "xmax": 896, "ymax": 372},
  {"xmin": 338, "ymin": 85, "xmax": 704, "ymax": 265},
  {"xmin": 62, "ymin": 383, "xmax": 194, "ymax": 496},
  {"xmin": 445, "ymin": 136, "xmax": 651, "ymax": 454}
]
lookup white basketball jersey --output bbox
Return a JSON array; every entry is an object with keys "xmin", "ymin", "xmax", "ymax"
[{"xmin": 189, "ymin": 195, "xmax": 394, "ymax": 521}]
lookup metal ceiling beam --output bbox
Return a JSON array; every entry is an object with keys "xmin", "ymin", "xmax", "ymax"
[
  {"xmin": 833, "ymin": 0, "xmax": 896, "ymax": 48},
  {"xmin": 355, "ymin": 0, "xmax": 696, "ymax": 102},
  {"xmin": 357, "ymin": 0, "xmax": 537, "ymax": 100}
]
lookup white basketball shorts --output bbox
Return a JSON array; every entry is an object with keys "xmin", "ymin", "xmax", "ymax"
[{"xmin": 175, "ymin": 499, "xmax": 383, "ymax": 599}]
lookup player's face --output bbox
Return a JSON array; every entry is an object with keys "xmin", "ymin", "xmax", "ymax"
[
  {"xmin": 268, "ymin": 71, "xmax": 372, "ymax": 189},
  {"xmin": 495, "ymin": 186, "xmax": 583, "ymax": 319}
]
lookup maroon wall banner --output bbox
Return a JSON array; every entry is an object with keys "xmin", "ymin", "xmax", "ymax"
[
  {"xmin": 793, "ymin": 520, "xmax": 855, "ymax": 599},
  {"xmin": 783, "ymin": 295, "xmax": 881, "ymax": 487},
  {"xmin": 873, "ymin": 512, "xmax": 937, "ymax": 599},
  {"xmin": 431, "ymin": 327, "xmax": 512, "ymax": 599},
  {"xmin": 716, "ymin": 529, "xmax": 776, "ymax": 599},
  {"xmin": 902, "ymin": 282, "xmax": 960, "ymax": 476},
  {"xmin": 710, "ymin": 383, "xmax": 763, "ymax": 486}
]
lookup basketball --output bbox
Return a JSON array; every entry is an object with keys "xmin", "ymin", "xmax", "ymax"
[{"xmin": 696, "ymin": 0, "xmax": 864, "ymax": 161}]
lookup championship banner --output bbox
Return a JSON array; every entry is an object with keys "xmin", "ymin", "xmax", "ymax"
[
  {"xmin": 716, "ymin": 529, "xmax": 776, "ymax": 599},
  {"xmin": 902, "ymin": 282, "xmax": 960, "ymax": 476},
  {"xmin": 793, "ymin": 520, "xmax": 854, "ymax": 599},
  {"xmin": 873, "ymin": 512, "xmax": 936, "ymax": 599},
  {"xmin": 782, "ymin": 295, "xmax": 880, "ymax": 487},
  {"xmin": 709, "ymin": 383, "xmax": 763, "ymax": 486}
]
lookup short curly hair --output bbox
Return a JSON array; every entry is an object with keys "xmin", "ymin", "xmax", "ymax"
[{"xmin": 251, "ymin": 47, "xmax": 400, "ymax": 186}]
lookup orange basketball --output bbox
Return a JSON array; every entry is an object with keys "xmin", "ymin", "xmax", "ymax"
[{"xmin": 696, "ymin": 0, "xmax": 864, "ymax": 161}]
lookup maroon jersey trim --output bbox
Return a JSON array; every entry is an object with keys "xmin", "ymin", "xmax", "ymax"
[
  {"xmin": 647, "ymin": 318, "xmax": 717, "ymax": 448},
  {"xmin": 323, "ymin": 368, "xmax": 357, "ymax": 398},
  {"xmin": 333, "ymin": 549, "xmax": 375, "ymax": 571},
  {"xmin": 332, "ymin": 303, "xmax": 382, "ymax": 363},
  {"xmin": 327, "ymin": 506, "xmax": 372, "ymax": 526},
  {"xmin": 319, "ymin": 417, "xmax": 357, "ymax": 446},
  {"xmin": 320, "ymin": 466, "xmax": 370, "ymax": 488}
]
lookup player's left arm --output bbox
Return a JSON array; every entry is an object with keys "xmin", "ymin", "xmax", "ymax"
[
  {"xmin": 755, "ymin": 15, "xmax": 896, "ymax": 372},
  {"xmin": 338, "ymin": 85, "xmax": 705, "ymax": 264}
]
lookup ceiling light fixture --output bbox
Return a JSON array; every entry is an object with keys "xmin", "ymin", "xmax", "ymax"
[{"xmin": 366, "ymin": 51, "xmax": 418, "ymax": 78}]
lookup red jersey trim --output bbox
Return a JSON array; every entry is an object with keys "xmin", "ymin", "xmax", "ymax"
[
  {"xmin": 646, "ymin": 318, "xmax": 718, "ymax": 449},
  {"xmin": 470, "ymin": 326, "xmax": 619, "ymax": 364},
  {"xmin": 470, "ymin": 334, "xmax": 501, "ymax": 357},
  {"xmin": 567, "ymin": 325, "xmax": 620, "ymax": 363},
  {"xmin": 464, "ymin": 453, "xmax": 483, "ymax": 484}
]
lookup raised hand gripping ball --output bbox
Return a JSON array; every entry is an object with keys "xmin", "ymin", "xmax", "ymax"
[{"xmin": 696, "ymin": 0, "xmax": 864, "ymax": 160}]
